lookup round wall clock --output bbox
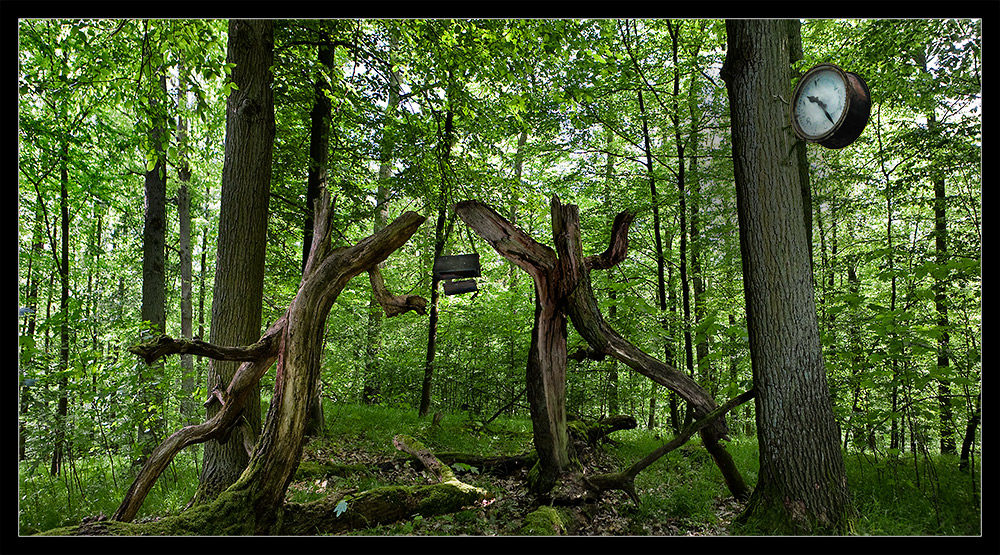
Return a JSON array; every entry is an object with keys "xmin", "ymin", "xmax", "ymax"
[{"xmin": 790, "ymin": 63, "xmax": 871, "ymax": 149}]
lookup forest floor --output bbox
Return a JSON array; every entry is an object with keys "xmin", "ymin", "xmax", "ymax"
[
  {"xmin": 283, "ymin": 403, "xmax": 757, "ymax": 536},
  {"xmin": 18, "ymin": 403, "xmax": 982, "ymax": 538}
]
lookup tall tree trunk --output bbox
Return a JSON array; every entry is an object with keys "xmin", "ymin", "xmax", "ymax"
[
  {"xmin": 20, "ymin": 218, "xmax": 44, "ymax": 461},
  {"xmin": 637, "ymin": 88, "xmax": 672, "ymax": 432},
  {"xmin": 722, "ymin": 19, "xmax": 852, "ymax": 534},
  {"xmin": 933, "ymin": 164, "xmax": 955, "ymax": 455},
  {"xmin": 787, "ymin": 20, "xmax": 815, "ymax": 271},
  {"xmin": 196, "ymin": 19, "xmax": 275, "ymax": 503},
  {"xmin": 918, "ymin": 42, "xmax": 956, "ymax": 453},
  {"xmin": 177, "ymin": 60, "xmax": 197, "ymax": 426},
  {"xmin": 666, "ymin": 22, "xmax": 696, "ymax": 430},
  {"xmin": 302, "ymin": 37, "xmax": 334, "ymax": 274},
  {"xmin": 138, "ymin": 39, "xmax": 168, "ymax": 464},
  {"xmin": 198, "ymin": 181, "xmax": 209, "ymax": 382},
  {"xmin": 688, "ymin": 68, "xmax": 710, "ymax": 396},
  {"xmin": 603, "ymin": 125, "xmax": 619, "ymax": 416},
  {"xmin": 958, "ymin": 392, "xmax": 980, "ymax": 472},
  {"xmin": 51, "ymin": 139, "xmax": 71, "ymax": 476},
  {"xmin": 364, "ymin": 29, "xmax": 400, "ymax": 407},
  {"xmin": 419, "ymin": 70, "xmax": 456, "ymax": 418},
  {"xmin": 875, "ymin": 108, "xmax": 903, "ymax": 452},
  {"xmin": 302, "ymin": 35, "xmax": 335, "ymax": 436}
]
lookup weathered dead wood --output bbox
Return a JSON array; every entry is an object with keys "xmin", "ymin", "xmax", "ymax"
[
  {"xmin": 112, "ymin": 317, "xmax": 285, "ymax": 522},
  {"xmin": 583, "ymin": 415, "xmax": 638, "ymax": 445},
  {"xmin": 584, "ymin": 389, "xmax": 755, "ymax": 504},
  {"xmin": 368, "ymin": 265, "xmax": 427, "ymax": 317},
  {"xmin": 455, "ymin": 196, "xmax": 576, "ymax": 494},
  {"xmin": 112, "ymin": 188, "xmax": 426, "ymax": 530},
  {"xmin": 392, "ymin": 434, "xmax": 455, "ymax": 482},
  {"xmin": 456, "ymin": 197, "xmax": 749, "ymax": 500},
  {"xmin": 127, "ymin": 333, "xmax": 277, "ymax": 365}
]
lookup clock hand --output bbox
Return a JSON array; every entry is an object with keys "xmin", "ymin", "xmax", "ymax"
[{"xmin": 807, "ymin": 95, "xmax": 837, "ymax": 125}]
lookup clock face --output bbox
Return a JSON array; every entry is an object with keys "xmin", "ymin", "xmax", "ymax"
[{"xmin": 793, "ymin": 67, "xmax": 849, "ymax": 139}]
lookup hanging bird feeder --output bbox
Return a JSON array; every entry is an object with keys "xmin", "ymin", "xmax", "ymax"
[
  {"xmin": 442, "ymin": 279, "xmax": 479, "ymax": 296},
  {"xmin": 434, "ymin": 254, "xmax": 481, "ymax": 296},
  {"xmin": 433, "ymin": 253, "xmax": 481, "ymax": 280}
]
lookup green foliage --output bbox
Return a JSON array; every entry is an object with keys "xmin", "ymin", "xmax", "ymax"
[
  {"xmin": 18, "ymin": 450, "xmax": 201, "ymax": 535},
  {"xmin": 847, "ymin": 451, "xmax": 980, "ymax": 535},
  {"xmin": 19, "ymin": 18, "xmax": 980, "ymax": 535}
]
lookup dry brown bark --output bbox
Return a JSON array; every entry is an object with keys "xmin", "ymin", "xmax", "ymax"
[
  {"xmin": 456, "ymin": 197, "xmax": 747, "ymax": 500},
  {"xmin": 112, "ymin": 188, "xmax": 426, "ymax": 531},
  {"xmin": 455, "ymin": 197, "xmax": 579, "ymax": 493}
]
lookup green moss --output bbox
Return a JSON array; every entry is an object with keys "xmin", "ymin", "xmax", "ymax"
[
  {"xmin": 37, "ymin": 488, "xmax": 260, "ymax": 536},
  {"xmin": 566, "ymin": 419, "xmax": 589, "ymax": 440},
  {"xmin": 520, "ymin": 506, "xmax": 566, "ymax": 536}
]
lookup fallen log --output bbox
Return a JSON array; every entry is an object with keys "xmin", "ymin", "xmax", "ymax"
[{"xmin": 280, "ymin": 434, "xmax": 492, "ymax": 535}]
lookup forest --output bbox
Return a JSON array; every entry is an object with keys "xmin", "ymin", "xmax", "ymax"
[{"xmin": 16, "ymin": 17, "xmax": 984, "ymax": 542}]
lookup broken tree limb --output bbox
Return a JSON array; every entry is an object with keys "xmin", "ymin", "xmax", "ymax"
[
  {"xmin": 583, "ymin": 415, "xmax": 638, "ymax": 445},
  {"xmin": 584, "ymin": 389, "xmax": 755, "ymax": 504},
  {"xmin": 368, "ymin": 265, "xmax": 427, "ymax": 317},
  {"xmin": 393, "ymin": 434, "xmax": 455, "ymax": 482},
  {"xmin": 127, "ymin": 333, "xmax": 278, "ymax": 365},
  {"xmin": 112, "ymin": 316, "xmax": 286, "ymax": 522}
]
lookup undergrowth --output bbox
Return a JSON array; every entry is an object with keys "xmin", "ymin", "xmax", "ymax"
[{"xmin": 18, "ymin": 403, "xmax": 982, "ymax": 536}]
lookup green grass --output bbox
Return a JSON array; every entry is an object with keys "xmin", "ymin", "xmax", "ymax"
[
  {"xmin": 18, "ymin": 404, "xmax": 981, "ymax": 536},
  {"xmin": 845, "ymin": 450, "xmax": 981, "ymax": 536},
  {"xmin": 18, "ymin": 448, "xmax": 201, "ymax": 535}
]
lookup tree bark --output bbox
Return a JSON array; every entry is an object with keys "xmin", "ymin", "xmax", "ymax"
[
  {"xmin": 197, "ymin": 19, "xmax": 275, "ymax": 503},
  {"xmin": 456, "ymin": 197, "xmax": 577, "ymax": 493},
  {"xmin": 958, "ymin": 392, "xmax": 980, "ymax": 472},
  {"xmin": 113, "ymin": 190, "xmax": 426, "ymax": 528},
  {"xmin": 666, "ymin": 21, "xmax": 696, "ymax": 415},
  {"xmin": 456, "ymin": 198, "xmax": 745, "ymax": 498},
  {"xmin": 302, "ymin": 34, "xmax": 336, "ymax": 437},
  {"xmin": 177, "ymin": 60, "xmax": 197, "ymax": 426},
  {"xmin": 363, "ymin": 27, "xmax": 400, "ymax": 407},
  {"xmin": 420, "ymin": 93, "xmax": 457, "ymax": 417},
  {"xmin": 722, "ymin": 19, "xmax": 852, "ymax": 534},
  {"xmin": 138, "ymin": 59, "xmax": 169, "ymax": 466},
  {"xmin": 51, "ymin": 139, "xmax": 71, "ymax": 476},
  {"xmin": 636, "ymin": 88, "xmax": 674, "ymax": 433}
]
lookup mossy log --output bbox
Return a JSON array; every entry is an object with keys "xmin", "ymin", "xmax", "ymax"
[
  {"xmin": 279, "ymin": 434, "xmax": 493, "ymax": 535},
  {"xmin": 520, "ymin": 505, "xmax": 578, "ymax": 535},
  {"xmin": 281, "ymin": 480, "xmax": 490, "ymax": 535}
]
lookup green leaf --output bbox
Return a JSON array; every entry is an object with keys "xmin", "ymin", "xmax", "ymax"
[{"xmin": 334, "ymin": 499, "xmax": 348, "ymax": 517}]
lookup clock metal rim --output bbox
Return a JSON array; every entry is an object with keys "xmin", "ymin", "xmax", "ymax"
[{"xmin": 790, "ymin": 63, "xmax": 852, "ymax": 143}]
